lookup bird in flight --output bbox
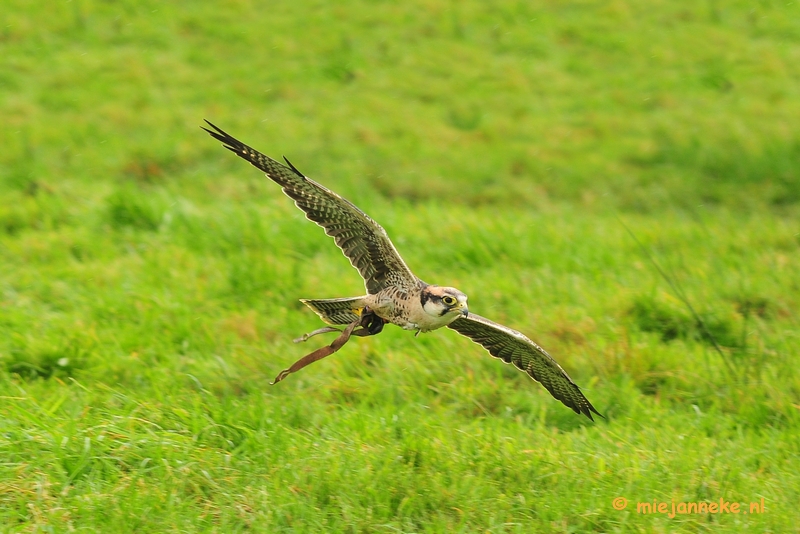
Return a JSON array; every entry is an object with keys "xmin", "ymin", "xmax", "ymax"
[{"xmin": 203, "ymin": 121, "xmax": 602, "ymax": 420}]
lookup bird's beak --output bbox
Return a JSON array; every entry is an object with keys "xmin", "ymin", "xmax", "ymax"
[{"xmin": 459, "ymin": 305, "xmax": 469, "ymax": 318}]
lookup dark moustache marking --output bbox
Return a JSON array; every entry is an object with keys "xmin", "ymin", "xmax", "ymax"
[{"xmin": 420, "ymin": 284, "xmax": 438, "ymax": 307}]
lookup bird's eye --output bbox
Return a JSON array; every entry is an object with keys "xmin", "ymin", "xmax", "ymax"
[{"xmin": 442, "ymin": 295, "xmax": 457, "ymax": 306}]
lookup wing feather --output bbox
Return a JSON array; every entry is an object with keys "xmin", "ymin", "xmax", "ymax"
[
  {"xmin": 203, "ymin": 121, "xmax": 418, "ymax": 294},
  {"xmin": 448, "ymin": 313, "xmax": 602, "ymax": 420}
]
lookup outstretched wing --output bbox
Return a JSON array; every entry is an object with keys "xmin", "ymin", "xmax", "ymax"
[
  {"xmin": 203, "ymin": 121, "xmax": 418, "ymax": 294},
  {"xmin": 448, "ymin": 313, "xmax": 602, "ymax": 420}
]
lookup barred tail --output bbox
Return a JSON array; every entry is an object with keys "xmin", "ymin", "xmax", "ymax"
[{"xmin": 300, "ymin": 296, "xmax": 366, "ymax": 325}]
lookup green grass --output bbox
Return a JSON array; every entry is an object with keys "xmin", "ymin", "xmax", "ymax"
[{"xmin": 2, "ymin": 0, "xmax": 799, "ymax": 531}]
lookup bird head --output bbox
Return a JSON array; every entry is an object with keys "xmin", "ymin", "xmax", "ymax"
[{"xmin": 421, "ymin": 285, "xmax": 469, "ymax": 320}]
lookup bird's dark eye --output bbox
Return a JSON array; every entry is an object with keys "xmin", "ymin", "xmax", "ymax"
[{"xmin": 442, "ymin": 295, "xmax": 457, "ymax": 306}]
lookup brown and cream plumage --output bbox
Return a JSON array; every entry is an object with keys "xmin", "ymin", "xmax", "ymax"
[{"xmin": 203, "ymin": 120, "xmax": 602, "ymax": 420}]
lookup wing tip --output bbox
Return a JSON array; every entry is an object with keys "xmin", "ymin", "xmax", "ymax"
[
  {"xmin": 203, "ymin": 122, "xmax": 307, "ymax": 182},
  {"xmin": 568, "ymin": 393, "xmax": 604, "ymax": 422},
  {"xmin": 201, "ymin": 119, "xmax": 243, "ymax": 153},
  {"xmin": 580, "ymin": 403, "xmax": 605, "ymax": 422}
]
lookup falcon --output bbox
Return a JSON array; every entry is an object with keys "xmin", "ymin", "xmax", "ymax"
[{"xmin": 203, "ymin": 121, "xmax": 602, "ymax": 420}]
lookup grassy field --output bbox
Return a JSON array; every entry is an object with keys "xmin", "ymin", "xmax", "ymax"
[{"xmin": 2, "ymin": 0, "xmax": 799, "ymax": 532}]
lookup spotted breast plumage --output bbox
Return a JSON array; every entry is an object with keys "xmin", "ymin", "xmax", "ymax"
[{"xmin": 203, "ymin": 120, "xmax": 602, "ymax": 420}]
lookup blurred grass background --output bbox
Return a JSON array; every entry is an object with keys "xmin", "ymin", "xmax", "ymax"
[{"xmin": 1, "ymin": 0, "xmax": 799, "ymax": 532}]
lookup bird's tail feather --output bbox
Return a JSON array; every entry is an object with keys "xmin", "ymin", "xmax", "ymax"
[{"xmin": 300, "ymin": 296, "xmax": 366, "ymax": 325}]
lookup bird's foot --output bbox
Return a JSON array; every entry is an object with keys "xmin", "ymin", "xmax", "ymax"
[{"xmin": 359, "ymin": 308, "xmax": 386, "ymax": 336}]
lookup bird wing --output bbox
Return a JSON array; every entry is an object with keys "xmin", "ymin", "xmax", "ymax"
[
  {"xmin": 447, "ymin": 313, "xmax": 602, "ymax": 420},
  {"xmin": 203, "ymin": 121, "xmax": 418, "ymax": 294}
]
